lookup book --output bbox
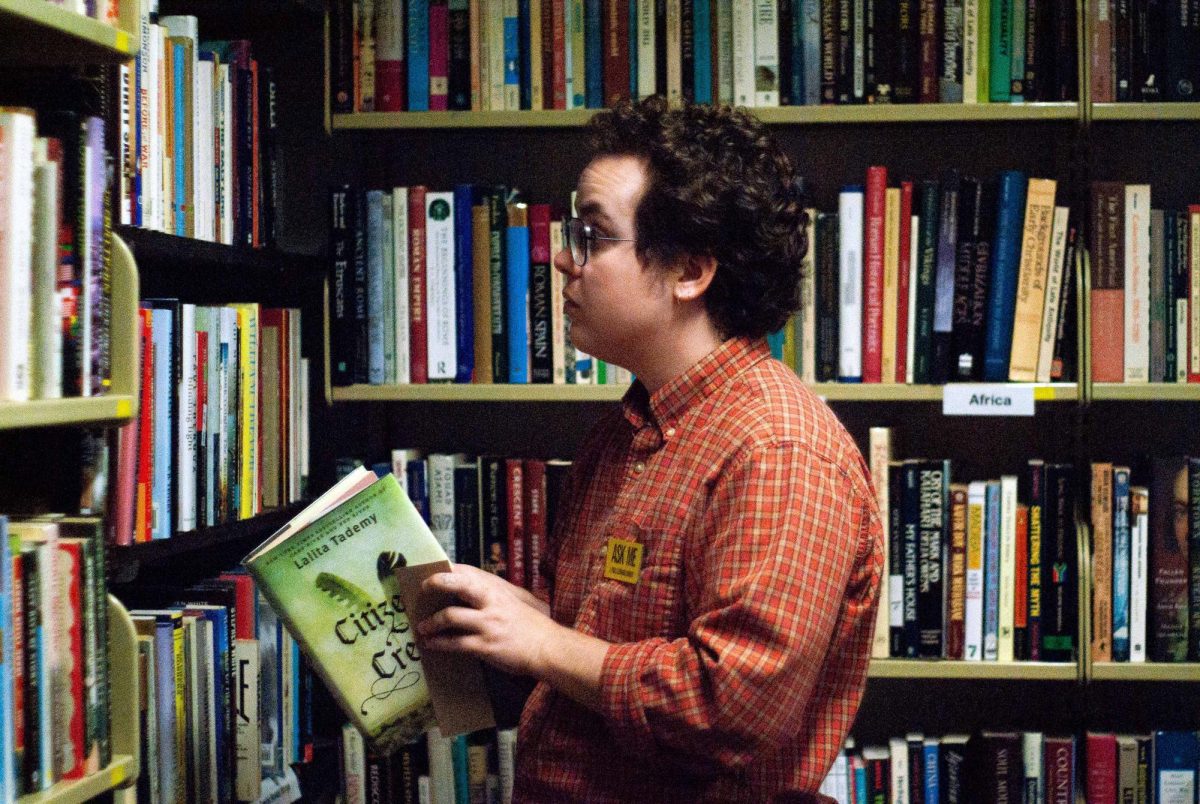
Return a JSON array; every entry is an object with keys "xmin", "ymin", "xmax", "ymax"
[{"xmin": 243, "ymin": 468, "xmax": 493, "ymax": 752}]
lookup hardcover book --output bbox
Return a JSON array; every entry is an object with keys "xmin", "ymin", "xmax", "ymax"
[{"xmin": 244, "ymin": 468, "xmax": 493, "ymax": 752}]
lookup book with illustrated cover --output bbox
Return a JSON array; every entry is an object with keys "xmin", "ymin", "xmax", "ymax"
[{"xmin": 243, "ymin": 467, "xmax": 492, "ymax": 753}]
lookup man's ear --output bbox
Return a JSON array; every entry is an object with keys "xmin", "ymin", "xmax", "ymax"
[{"xmin": 673, "ymin": 253, "xmax": 718, "ymax": 303}]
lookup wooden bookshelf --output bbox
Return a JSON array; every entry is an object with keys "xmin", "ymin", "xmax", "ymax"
[
  {"xmin": 108, "ymin": 502, "xmax": 309, "ymax": 584},
  {"xmin": 0, "ymin": 233, "xmax": 140, "ymax": 430},
  {"xmin": 1090, "ymin": 383, "xmax": 1200, "ymax": 401},
  {"xmin": 0, "ymin": 0, "xmax": 136, "ymax": 64},
  {"xmin": 18, "ymin": 596, "xmax": 141, "ymax": 803},
  {"xmin": 1090, "ymin": 103, "xmax": 1200, "ymax": 122},
  {"xmin": 1090, "ymin": 663, "xmax": 1200, "ymax": 682},
  {"xmin": 869, "ymin": 659, "xmax": 1079, "ymax": 681},
  {"xmin": 331, "ymin": 102, "xmax": 1081, "ymax": 130}
]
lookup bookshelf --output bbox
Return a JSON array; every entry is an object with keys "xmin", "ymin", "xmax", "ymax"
[
  {"xmin": 0, "ymin": 0, "xmax": 137, "ymax": 65},
  {"xmin": 867, "ymin": 659, "xmax": 1078, "ymax": 681},
  {"xmin": 0, "ymin": 234, "xmax": 140, "ymax": 431}
]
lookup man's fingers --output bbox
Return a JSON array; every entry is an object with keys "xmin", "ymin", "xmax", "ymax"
[
  {"xmin": 419, "ymin": 604, "xmax": 484, "ymax": 637},
  {"xmin": 423, "ymin": 569, "xmax": 489, "ymax": 609}
]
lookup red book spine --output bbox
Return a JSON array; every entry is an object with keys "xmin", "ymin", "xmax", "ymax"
[
  {"xmin": 523, "ymin": 459, "xmax": 549, "ymax": 601},
  {"xmin": 1188, "ymin": 205, "xmax": 1200, "ymax": 382},
  {"xmin": 1014, "ymin": 503, "xmax": 1029, "ymax": 659},
  {"xmin": 552, "ymin": 0, "xmax": 567, "ymax": 109},
  {"xmin": 541, "ymin": 0, "xmax": 555, "ymax": 109},
  {"xmin": 429, "ymin": 0, "xmax": 451, "ymax": 110},
  {"xmin": 11, "ymin": 553, "xmax": 24, "ymax": 765},
  {"xmin": 1044, "ymin": 736, "xmax": 1076, "ymax": 804},
  {"xmin": 136, "ymin": 308, "xmax": 154, "ymax": 543},
  {"xmin": 56, "ymin": 542, "xmax": 87, "ymax": 780},
  {"xmin": 895, "ymin": 180, "xmax": 914, "ymax": 382},
  {"xmin": 918, "ymin": 0, "xmax": 939, "ymax": 102},
  {"xmin": 1090, "ymin": 183, "xmax": 1125, "ymax": 383},
  {"xmin": 1085, "ymin": 733, "xmax": 1118, "ymax": 804},
  {"xmin": 603, "ymin": 0, "xmax": 630, "ymax": 105},
  {"xmin": 408, "ymin": 186, "xmax": 429, "ymax": 383},
  {"xmin": 505, "ymin": 459, "xmax": 526, "ymax": 590},
  {"xmin": 862, "ymin": 165, "xmax": 887, "ymax": 383},
  {"xmin": 222, "ymin": 572, "xmax": 258, "ymax": 640}
]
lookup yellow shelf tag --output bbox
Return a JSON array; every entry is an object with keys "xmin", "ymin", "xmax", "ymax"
[
  {"xmin": 114, "ymin": 30, "xmax": 130, "ymax": 52},
  {"xmin": 116, "ymin": 399, "xmax": 132, "ymax": 417}
]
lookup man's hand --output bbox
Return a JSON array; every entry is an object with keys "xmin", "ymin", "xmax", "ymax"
[{"xmin": 416, "ymin": 564, "xmax": 609, "ymax": 710}]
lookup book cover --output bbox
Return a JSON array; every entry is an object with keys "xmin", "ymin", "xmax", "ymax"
[
  {"xmin": 1153, "ymin": 731, "xmax": 1198, "ymax": 804},
  {"xmin": 1091, "ymin": 462, "xmax": 1114, "ymax": 663},
  {"xmin": 982, "ymin": 170, "xmax": 1028, "ymax": 382},
  {"xmin": 1149, "ymin": 457, "xmax": 1190, "ymax": 661},
  {"xmin": 245, "ymin": 470, "xmax": 456, "ymax": 751},
  {"xmin": 1112, "ymin": 465, "xmax": 1132, "ymax": 661}
]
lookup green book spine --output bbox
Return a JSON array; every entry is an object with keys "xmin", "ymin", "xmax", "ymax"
[{"xmin": 988, "ymin": 0, "xmax": 1011, "ymax": 100}]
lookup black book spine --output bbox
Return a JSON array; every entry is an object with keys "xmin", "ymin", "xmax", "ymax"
[
  {"xmin": 681, "ymin": 0, "xmax": 695, "ymax": 102},
  {"xmin": 1188, "ymin": 457, "xmax": 1200, "ymax": 660},
  {"xmin": 889, "ymin": 462, "xmax": 906, "ymax": 656},
  {"xmin": 815, "ymin": 212, "xmax": 841, "ymax": 381},
  {"xmin": 902, "ymin": 461, "xmax": 922, "ymax": 656},
  {"xmin": 908, "ymin": 735, "xmax": 925, "ymax": 803},
  {"xmin": 1050, "ymin": 226, "xmax": 1077, "ymax": 381},
  {"xmin": 951, "ymin": 176, "xmax": 981, "ymax": 381},
  {"xmin": 1115, "ymin": 0, "xmax": 1133, "ymax": 100},
  {"xmin": 917, "ymin": 460, "xmax": 948, "ymax": 657},
  {"xmin": 821, "ymin": 0, "xmax": 839, "ymax": 102},
  {"xmin": 1041, "ymin": 462, "xmax": 1077, "ymax": 662},
  {"xmin": 455, "ymin": 463, "xmax": 482, "ymax": 569},
  {"xmin": 449, "ymin": 2, "xmax": 472, "ymax": 109},
  {"xmin": 894, "ymin": 0, "xmax": 919, "ymax": 101},
  {"xmin": 1052, "ymin": 0, "xmax": 1077, "ymax": 100},
  {"xmin": 866, "ymin": 0, "xmax": 893, "ymax": 102},
  {"xmin": 1023, "ymin": 0, "xmax": 1040, "ymax": 101},
  {"xmin": 330, "ymin": 0, "xmax": 355, "ymax": 112},
  {"xmin": 931, "ymin": 169, "xmax": 960, "ymax": 385},
  {"xmin": 1165, "ymin": 0, "xmax": 1200, "ymax": 101},
  {"xmin": 351, "ymin": 190, "xmax": 369, "ymax": 384},
  {"xmin": 837, "ymin": 0, "xmax": 855, "ymax": 102},
  {"xmin": 778, "ymin": 0, "xmax": 794, "ymax": 105},
  {"xmin": 913, "ymin": 179, "xmax": 940, "ymax": 384},
  {"xmin": 481, "ymin": 456, "xmax": 510, "ymax": 580},
  {"xmin": 237, "ymin": 66, "xmax": 255, "ymax": 247},
  {"xmin": 1165, "ymin": 212, "xmax": 1179, "ymax": 380},
  {"xmin": 21, "ymin": 550, "xmax": 42, "ymax": 794},
  {"xmin": 530, "ymin": 259, "xmax": 553, "ymax": 383},
  {"xmin": 1136, "ymin": 0, "xmax": 1167, "ymax": 100},
  {"xmin": 968, "ymin": 179, "xmax": 996, "ymax": 380},
  {"xmin": 487, "ymin": 188, "xmax": 509, "ymax": 383},
  {"xmin": 260, "ymin": 66, "xmax": 280, "ymax": 248},
  {"xmin": 655, "ymin": 0, "xmax": 667, "ymax": 95}
]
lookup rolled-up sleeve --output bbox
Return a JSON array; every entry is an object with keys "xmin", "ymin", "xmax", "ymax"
[{"xmin": 597, "ymin": 441, "xmax": 876, "ymax": 776}]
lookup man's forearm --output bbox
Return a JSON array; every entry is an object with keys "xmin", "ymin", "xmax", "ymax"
[{"xmin": 534, "ymin": 623, "xmax": 611, "ymax": 712}]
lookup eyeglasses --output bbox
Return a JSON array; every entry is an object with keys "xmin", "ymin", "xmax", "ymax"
[{"xmin": 562, "ymin": 216, "xmax": 635, "ymax": 267}]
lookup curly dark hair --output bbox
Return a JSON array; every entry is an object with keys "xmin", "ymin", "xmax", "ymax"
[{"xmin": 586, "ymin": 96, "xmax": 807, "ymax": 339}]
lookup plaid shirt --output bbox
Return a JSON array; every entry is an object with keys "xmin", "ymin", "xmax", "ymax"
[{"xmin": 513, "ymin": 337, "xmax": 883, "ymax": 803}]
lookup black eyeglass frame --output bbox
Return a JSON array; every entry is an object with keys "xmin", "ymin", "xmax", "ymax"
[{"xmin": 562, "ymin": 216, "xmax": 636, "ymax": 267}]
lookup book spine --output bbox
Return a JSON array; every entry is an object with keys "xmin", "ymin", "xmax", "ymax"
[
  {"xmin": 1036, "ymin": 207, "xmax": 1070, "ymax": 382},
  {"xmin": 375, "ymin": 0, "xmax": 406, "ymax": 111},
  {"xmin": 1007, "ymin": 177, "xmax": 1057, "ymax": 382},
  {"xmin": 946, "ymin": 485, "xmax": 968, "ymax": 659},
  {"xmin": 917, "ymin": 460, "xmax": 948, "ymax": 658},
  {"xmin": 888, "ymin": 462, "xmax": 907, "ymax": 657},
  {"xmin": 481, "ymin": 456, "xmax": 510, "ymax": 579},
  {"xmin": 605, "ymin": 0, "xmax": 632, "ymax": 104},
  {"xmin": 408, "ymin": 186, "xmax": 429, "ymax": 383},
  {"xmin": 425, "ymin": 191, "xmax": 458, "ymax": 381},
  {"xmin": 989, "ymin": 0, "xmax": 1012, "ymax": 100},
  {"xmin": 981, "ymin": 170, "xmax": 1028, "ymax": 382},
  {"xmin": 932, "ymin": 169, "xmax": 961, "ymax": 384},
  {"xmin": 351, "ymin": 192, "xmax": 369, "ymax": 385},
  {"xmin": 505, "ymin": 459, "xmax": 526, "ymax": 589},
  {"xmin": 838, "ymin": 186, "xmax": 864, "ymax": 382},
  {"xmin": 983, "ymin": 480, "xmax": 1001, "ymax": 660},
  {"xmin": 862, "ymin": 166, "xmax": 887, "ymax": 383},
  {"xmin": 1043, "ymin": 463, "xmax": 1078, "ymax": 662},
  {"xmin": 1014, "ymin": 502, "xmax": 1029, "ymax": 659},
  {"xmin": 366, "ymin": 191, "xmax": 387, "ymax": 384},
  {"xmin": 392, "ymin": 188, "xmax": 411, "ymax": 384},
  {"xmin": 430, "ymin": 0, "xmax": 452, "ymax": 110},
  {"xmin": 998, "ymin": 475, "xmax": 1018, "ymax": 661},
  {"xmin": 816, "ymin": 213, "xmax": 840, "ymax": 382},
  {"xmin": 528, "ymin": 204, "xmax": 553, "ymax": 383},
  {"xmin": 1149, "ymin": 459, "xmax": 1189, "ymax": 661},
  {"xmin": 1129, "ymin": 484, "xmax": 1149, "ymax": 662},
  {"xmin": 453, "ymin": 185, "xmax": 475, "ymax": 383},
  {"xmin": 487, "ymin": 189, "xmax": 509, "ymax": 382},
  {"xmin": 1190, "ymin": 458, "xmax": 1200, "ymax": 661},
  {"xmin": 1091, "ymin": 463, "xmax": 1114, "ymax": 663},
  {"xmin": 408, "ymin": 0, "xmax": 432, "ymax": 110},
  {"xmin": 868, "ymin": 428, "xmax": 891, "ymax": 659},
  {"xmin": 1124, "ymin": 184, "xmax": 1151, "ymax": 383},
  {"xmin": 1112, "ymin": 465, "xmax": 1132, "ymax": 661},
  {"xmin": 505, "ymin": 204, "xmax": 530, "ymax": 383}
]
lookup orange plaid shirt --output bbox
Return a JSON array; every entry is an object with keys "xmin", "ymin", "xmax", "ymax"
[{"xmin": 513, "ymin": 337, "xmax": 884, "ymax": 803}]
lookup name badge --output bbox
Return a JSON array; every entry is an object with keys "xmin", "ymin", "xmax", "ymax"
[{"xmin": 603, "ymin": 538, "xmax": 644, "ymax": 583}]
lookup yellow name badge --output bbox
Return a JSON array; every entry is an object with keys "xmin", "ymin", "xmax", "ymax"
[{"xmin": 603, "ymin": 538, "xmax": 644, "ymax": 584}]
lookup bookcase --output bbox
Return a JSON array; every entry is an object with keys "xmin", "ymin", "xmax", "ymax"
[{"xmin": 306, "ymin": 0, "xmax": 1199, "ymax": 796}]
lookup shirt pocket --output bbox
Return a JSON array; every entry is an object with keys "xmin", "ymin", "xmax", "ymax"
[{"xmin": 578, "ymin": 518, "xmax": 686, "ymax": 643}]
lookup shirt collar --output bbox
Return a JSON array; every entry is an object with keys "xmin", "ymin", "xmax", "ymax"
[{"xmin": 621, "ymin": 336, "xmax": 773, "ymax": 433}]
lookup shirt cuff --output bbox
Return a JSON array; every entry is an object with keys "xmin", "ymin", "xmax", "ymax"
[{"xmin": 599, "ymin": 640, "xmax": 663, "ymax": 760}]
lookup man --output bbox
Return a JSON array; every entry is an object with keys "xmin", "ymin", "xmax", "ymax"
[{"xmin": 418, "ymin": 97, "xmax": 883, "ymax": 802}]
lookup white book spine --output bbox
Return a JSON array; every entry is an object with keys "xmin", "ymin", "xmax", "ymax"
[
  {"xmin": 137, "ymin": 9, "xmax": 152, "ymax": 226},
  {"xmin": 366, "ymin": 191, "xmax": 387, "ymax": 384},
  {"xmin": 0, "ymin": 111, "xmax": 35, "ymax": 402},
  {"xmin": 119, "ymin": 62, "xmax": 133, "ymax": 225},
  {"xmin": 666, "ymin": 0, "xmax": 683, "ymax": 104},
  {"xmin": 340, "ymin": 723, "xmax": 366, "ymax": 804},
  {"xmin": 487, "ymin": 0, "xmax": 507, "ymax": 112},
  {"xmin": 1179, "ymin": 296, "xmax": 1189, "ymax": 382},
  {"xmin": 392, "ymin": 187, "xmax": 411, "ymax": 384},
  {"xmin": 753, "ymin": 0, "xmax": 780, "ymax": 107},
  {"xmin": 427, "ymin": 727, "xmax": 457, "ymax": 804},
  {"xmin": 1124, "ymin": 184, "xmax": 1151, "ymax": 382},
  {"xmin": 219, "ymin": 63, "xmax": 234, "ymax": 245},
  {"xmin": 716, "ymin": 0, "xmax": 734, "ymax": 103},
  {"xmin": 838, "ymin": 188, "xmax": 864, "ymax": 381},
  {"xmin": 799, "ymin": 207, "xmax": 817, "ymax": 383},
  {"xmin": 1129, "ymin": 486, "xmax": 1148, "ymax": 662},
  {"xmin": 869, "ymin": 428, "xmax": 892, "ymax": 659},
  {"xmin": 196, "ymin": 58, "xmax": 215, "ymax": 242},
  {"xmin": 998, "ymin": 474, "xmax": 1018, "ymax": 662},
  {"xmin": 149, "ymin": 24, "xmax": 163, "ymax": 232},
  {"xmin": 637, "ymin": 0, "xmax": 656, "ymax": 100},
  {"xmin": 179, "ymin": 303, "xmax": 198, "ymax": 533},
  {"xmin": 550, "ymin": 220, "xmax": 566, "ymax": 383},
  {"xmin": 731, "ymin": 1, "xmax": 756, "ymax": 106},
  {"xmin": 888, "ymin": 738, "xmax": 910, "ymax": 804},
  {"xmin": 965, "ymin": 480, "xmax": 986, "ymax": 660},
  {"xmin": 31, "ymin": 154, "xmax": 62, "ymax": 400},
  {"xmin": 427, "ymin": 453, "xmax": 460, "ymax": 560},
  {"xmin": 497, "ymin": 728, "xmax": 517, "ymax": 804},
  {"xmin": 907, "ymin": 214, "xmax": 919, "ymax": 383},
  {"xmin": 299, "ymin": 357, "xmax": 310, "ymax": 492},
  {"xmin": 962, "ymin": 0, "xmax": 979, "ymax": 102},
  {"xmin": 425, "ymin": 191, "xmax": 458, "ymax": 381},
  {"xmin": 392, "ymin": 448, "xmax": 423, "ymax": 495},
  {"xmin": 1023, "ymin": 732, "xmax": 1044, "ymax": 802},
  {"xmin": 1037, "ymin": 206, "xmax": 1070, "ymax": 382}
]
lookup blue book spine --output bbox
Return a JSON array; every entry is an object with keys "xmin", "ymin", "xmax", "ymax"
[
  {"xmin": 408, "ymin": 0, "xmax": 431, "ymax": 110},
  {"xmin": 801, "ymin": 0, "xmax": 821, "ymax": 104},
  {"xmin": 0, "ymin": 518, "xmax": 11, "ymax": 804},
  {"xmin": 152, "ymin": 308, "xmax": 174, "ymax": 540},
  {"xmin": 366, "ymin": 191, "xmax": 386, "ymax": 384},
  {"xmin": 629, "ymin": 2, "xmax": 639, "ymax": 98},
  {"xmin": 504, "ymin": 8, "xmax": 520, "ymax": 103},
  {"xmin": 134, "ymin": 47, "xmax": 144, "ymax": 227},
  {"xmin": 983, "ymin": 481, "xmax": 1001, "ymax": 660},
  {"xmin": 452, "ymin": 734, "xmax": 471, "ymax": 804},
  {"xmin": 518, "ymin": 0, "xmax": 532, "ymax": 109},
  {"xmin": 406, "ymin": 461, "xmax": 431, "ymax": 524},
  {"xmin": 585, "ymin": 0, "xmax": 604, "ymax": 107},
  {"xmin": 766, "ymin": 329, "xmax": 785, "ymax": 360},
  {"xmin": 788, "ymin": 0, "xmax": 804, "ymax": 104},
  {"xmin": 854, "ymin": 761, "xmax": 868, "ymax": 804},
  {"xmin": 505, "ymin": 224, "xmax": 531, "ymax": 383},
  {"xmin": 694, "ymin": 0, "xmax": 713, "ymax": 103},
  {"xmin": 291, "ymin": 639, "xmax": 301, "ymax": 762},
  {"xmin": 1112, "ymin": 466, "xmax": 1132, "ymax": 661},
  {"xmin": 173, "ymin": 42, "xmax": 187, "ymax": 236},
  {"xmin": 924, "ymin": 741, "xmax": 940, "ymax": 803},
  {"xmin": 982, "ymin": 170, "xmax": 1028, "ymax": 381},
  {"xmin": 1153, "ymin": 731, "xmax": 1199, "ymax": 802},
  {"xmin": 453, "ymin": 184, "xmax": 476, "ymax": 383},
  {"xmin": 206, "ymin": 608, "xmax": 232, "ymax": 804}
]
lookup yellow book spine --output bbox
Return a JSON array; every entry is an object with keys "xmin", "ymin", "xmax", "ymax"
[
  {"xmin": 171, "ymin": 617, "xmax": 186, "ymax": 804},
  {"xmin": 881, "ymin": 187, "xmax": 901, "ymax": 384},
  {"xmin": 236, "ymin": 303, "xmax": 260, "ymax": 518}
]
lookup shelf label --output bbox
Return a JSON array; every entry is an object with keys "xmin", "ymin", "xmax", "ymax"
[{"xmin": 942, "ymin": 384, "xmax": 1035, "ymax": 417}]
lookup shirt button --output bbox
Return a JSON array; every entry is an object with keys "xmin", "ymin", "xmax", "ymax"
[
  {"xmin": 632, "ymin": 461, "xmax": 645, "ymax": 474},
  {"xmin": 664, "ymin": 427, "xmax": 676, "ymax": 439}
]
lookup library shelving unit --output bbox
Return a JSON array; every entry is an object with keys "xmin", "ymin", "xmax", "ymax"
[{"xmin": 2, "ymin": 6, "xmax": 144, "ymax": 797}]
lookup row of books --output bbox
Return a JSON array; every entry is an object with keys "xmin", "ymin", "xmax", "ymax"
[
  {"xmin": 340, "ymin": 724, "xmax": 517, "ymax": 804},
  {"xmin": 329, "ymin": 185, "xmax": 635, "ymax": 387},
  {"xmin": 331, "ymin": 0, "xmax": 1077, "ymax": 115},
  {"xmin": 0, "ymin": 515, "xmax": 110, "ymax": 801},
  {"xmin": 0, "ymin": 108, "xmax": 114, "ymax": 402},
  {"xmin": 802, "ymin": 168, "xmax": 1077, "ymax": 386},
  {"xmin": 120, "ymin": 571, "xmax": 312, "ymax": 804},
  {"xmin": 115, "ymin": 15, "xmax": 280, "ymax": 247},
  {"xmin": 340, "ymin": 451, "xmax": 573, "ymax": 596},
  {"xmin": 1089, "ymin": 458, "xmax": 1200, "ymax": 664},
  {"xmin": 818, "ymin": 730, "xmax": 1200, "ymax": 803},
  {"xmin": 45, "ymin": 0, "xmax": 120, "ymax": 26},
  {"xmin": 109, "ymin": 302, "xmax": 310, "ymax": 545},
  {"xmin": 868, "ymin": 428, "xmax": 1079, "ymax": 662},
  {"xmin": 1088, "ymin": 186, "xmax": 1200, "ymax": 385},
  {"xmin": 1087, "ymin": 1, "xmax": 1200, "ymax": 103}
]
